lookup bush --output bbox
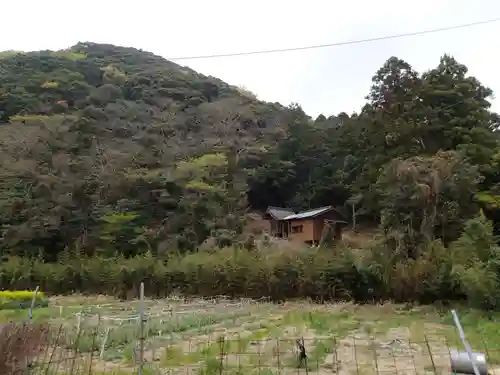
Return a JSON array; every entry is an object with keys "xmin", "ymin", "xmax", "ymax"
[
  {"xmin": 165, "ymin": 247, "xmax": 368, "ymax": 301},
  {"xmin": 365, "ymin": 239, "xmax": 460, "ymax": 304},
  {"xmin": 0, "ymin": 232, "xmax": 497, "ymax": 309},
  {"xmin": 449, "ymin": 214, "xmax": 500, "ymax": 309},
  {"xmin": 0, "ymin": 291, "xmax": 49, "ymax": 311},
  {"xmin": 0, "ymin": 249, "xmax": 370, "ymax": 302}
]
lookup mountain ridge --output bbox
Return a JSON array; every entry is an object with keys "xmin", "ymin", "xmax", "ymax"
[{"xmin": 0, "ymin": 42, "xmax": 292, "ymax": 160}]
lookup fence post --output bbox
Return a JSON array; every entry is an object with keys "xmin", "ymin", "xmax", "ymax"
[
  {"xmin": 138, "ymin": 282, "xmax": 145, "ymax": 375},
  {"xmin": 100, "ymin": 326, "xmax": 110, "ymax": 360},
  {"xmin": 451, "ymin": 309, "xmax": 481, "ymax": 375},
  {"xmin": 76, "ymin": 312, "xmax": 82, "ymax": 334},
  {"xmin": 218, "ymin": 336, "xmax": 225, "ymax": 375},
  {"xmin": 28, "ymin": 286, "xmax": 40, "ymax": 320}
]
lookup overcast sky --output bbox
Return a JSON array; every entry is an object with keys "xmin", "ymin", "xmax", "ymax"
[{"xmin": 2, "ymin": 0, "xmax": 500, "ymax": 118}]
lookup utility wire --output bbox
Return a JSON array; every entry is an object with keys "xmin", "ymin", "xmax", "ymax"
[{"xmin": 169, "ymin": 17, "xmax": 500, "ymax": 61}]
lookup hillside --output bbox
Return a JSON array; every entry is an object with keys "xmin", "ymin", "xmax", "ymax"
[
  {"xmin": 2, "ymin": 43, "xmax": 500, "ymax": 273},
  {"xmin": 0, "ymin": 42, "xmax": 288, "ymax": 154},
  {"xmin": 0, "ymin": 42, "xmax": 294, "ymax": 258}
]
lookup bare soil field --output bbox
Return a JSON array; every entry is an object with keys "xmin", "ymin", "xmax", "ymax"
[{"xmin": 8, "ymin": 296, "xmax": 500, "ymax": 375}]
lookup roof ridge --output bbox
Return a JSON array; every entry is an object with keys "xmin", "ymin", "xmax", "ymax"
[
  {"xmin": 265, "ymin": 206, "xmax": 296, "ymax": 220},
  {"xmin": 296, "ymin": 205, "xmax": 332, "ymax": 214},
  {"xmin": 266, "ymin": 206, "xmax": 294, "ymax": 211}
]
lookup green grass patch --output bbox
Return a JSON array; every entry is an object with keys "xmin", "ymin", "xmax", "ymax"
[
  {"xmin": 197, "ymin": 357, "xmax": 224, "ymax": 375},
  {"xmin": 436, "ymin": 308, "xmax": 500, "ymax": 364},
  {"xmin": 162, "ymin": 336, "xmax": 254, "ymax": 367},
  {"xmin": 162, "ymin": 339, "xmax": 223, "ymax": 366},
  {"xmin": 247, "ymin": 328, "xmax": 271, "ymax": 341},
  {"xmin": 0, "ymin": 303, "xmax": 88, "ymax": 323},
  {"xmin": 309, "ymin": 338, "xmax": 336, "ymax": 365},
  {"xmin": 282, "ymin": 310, "xmax": 361, "ymax": 336}
]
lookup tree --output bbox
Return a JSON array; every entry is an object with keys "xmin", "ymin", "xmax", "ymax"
[
  {"xmin": 450, "ymin": 213, "xmax": 500, "ymax": 309},
  {"xmin": 419, "ymin": 55, "xmax": 498, "ymax": 163},
  {"xmin": 376, "ymin": 151, "xmax": 481, "ymax": 257}
]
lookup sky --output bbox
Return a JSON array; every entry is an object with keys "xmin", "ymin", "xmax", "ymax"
[{"xmin": 2, "ymin": 0, "xmax": 500, "ymax": 118}]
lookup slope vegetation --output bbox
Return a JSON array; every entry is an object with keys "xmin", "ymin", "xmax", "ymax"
[{"xmin": 0, "ymin": 42, "xmax": 289, "ymax": 257}]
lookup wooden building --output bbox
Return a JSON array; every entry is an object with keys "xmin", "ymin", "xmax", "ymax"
[
  {"xmin": 263, "ymin": 207, "xmax": 295, "ymax": 238},
  {"xmin": 264, "ymin": 205, "xmax": 346, "ymax": 245}
]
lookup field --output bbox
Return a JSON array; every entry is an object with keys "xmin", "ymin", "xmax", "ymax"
[{"xmin": 5, "ymin": 295, "xmax": 500, "ymax": 375}]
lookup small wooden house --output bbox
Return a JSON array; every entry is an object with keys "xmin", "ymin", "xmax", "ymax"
[{"xmin": 264, "ymin": 205, "xmax": 346, "ymax": 245}]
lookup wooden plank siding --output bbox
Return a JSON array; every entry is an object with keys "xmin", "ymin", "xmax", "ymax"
[
  {"xmin": 286, "ymin": 210, "xmax": 343, "ymax": 243},
  {"xmin": 288, "ymin": 219, "xmax": 315, "ymax": 243}
]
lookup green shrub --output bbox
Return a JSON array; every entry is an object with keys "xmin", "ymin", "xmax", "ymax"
[
  {"xmin": 449, "ymin": 214, "xmax": 500, "ymax": 309},
  {"xmin": 0, "ymin": 249, "xmax": 370, "ymax": 302},
  {"xmin": 0, "ymin": 236, "xmax": 494, "ymax": 309}
]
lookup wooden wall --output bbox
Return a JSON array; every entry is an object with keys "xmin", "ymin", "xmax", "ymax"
[
  {"xmin": 288, "ymin": 219, "xmax": 315, "ymax": 242},
  {"xmin": 289, "ymin": 210, "xmax": 344, "ymax": 243}
]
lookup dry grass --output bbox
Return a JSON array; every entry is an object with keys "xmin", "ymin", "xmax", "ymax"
[
  {"xmin": 0, "ymin": 322, "xmax": 50, "ymax": 375},
  {"xmin": 3, "ymin": 295, "xmax": 498, "ymax": 375}
]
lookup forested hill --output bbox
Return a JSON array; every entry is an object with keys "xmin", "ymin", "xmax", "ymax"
[
  {"xmin": 1, "ymin": 43, "xmax": 500, "ymax": 263},
  {"xmin": 0, "ymin": 42, "xmax": 293, "ymax": 258}
]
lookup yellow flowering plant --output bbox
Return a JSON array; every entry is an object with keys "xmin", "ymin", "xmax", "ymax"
[{"xmin": 0, "ymin": 290, "xmax": 49, "ymax": 310}]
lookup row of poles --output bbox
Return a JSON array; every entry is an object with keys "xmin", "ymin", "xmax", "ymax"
[{"xmin": 27, "ymin": 283, "xmax": 146, "ymax": 375}]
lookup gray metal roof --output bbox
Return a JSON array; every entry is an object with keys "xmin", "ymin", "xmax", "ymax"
[
  {"xmin": 282, "ymin": 206, "xmax": 334, "ymax": 220},
  {"xmin": 265, "ymin": 207, "xmax": 295, "ymax": 220}
]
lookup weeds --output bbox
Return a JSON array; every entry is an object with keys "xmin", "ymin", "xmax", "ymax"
[
  {"xmin": 0, "ymin": 322, "xmax": 50, "ymax": 375},
  {"xmin": 3, "ymin": 299, "xmax": 500, "ymax": 374}
]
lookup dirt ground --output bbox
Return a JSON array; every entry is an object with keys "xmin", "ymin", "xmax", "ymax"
[
  {"xmin": 138, "ymin": 303, "xmax": 465, "ymax": 375},
  {"xmin": 38, "ymin": 299, "xmax": 496, "ymax": 375}
]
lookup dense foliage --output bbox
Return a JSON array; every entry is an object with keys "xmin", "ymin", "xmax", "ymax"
[
  {"xmin": 0, "ymin": 43, "xmax": 289, "ymax": 257},
  {"xmin": 2, "ymin": 43, "xmax": 500, "ymax": 308}
]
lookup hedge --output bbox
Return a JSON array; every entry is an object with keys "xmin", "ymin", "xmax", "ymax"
[{"xmin": 0, "ymin": 247, "xmax": 460, "ymax": 304}]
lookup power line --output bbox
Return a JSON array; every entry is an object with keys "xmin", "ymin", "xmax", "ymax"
[{"xmin": 169, "ymin": 17, "xmax": 500, "ymax": 61}]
